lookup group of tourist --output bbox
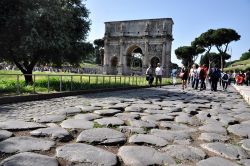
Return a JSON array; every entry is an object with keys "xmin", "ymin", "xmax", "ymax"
[
  {"xmin": 146, "ymin": 63, "xmax": 163, "ymax": 87},
  {"xmin": 177, "ymin": 64, "xmax": 250, "ymax": 91}
]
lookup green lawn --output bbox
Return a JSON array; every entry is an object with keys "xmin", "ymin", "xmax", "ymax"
[{"xmin": 0, "ymin": 70, "xmax": 174, "ymax": 96}]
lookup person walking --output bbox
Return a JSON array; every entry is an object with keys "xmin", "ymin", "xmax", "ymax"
[
  {"xmin": 190, "ymin": 64, "xmax": 199, "ymax": 89},
  {"xmin": 199, "ymin": 64, "xmax": 207, "ymax": 91},
  {"xmin": 221, "ymin": 71, "xmax": 229, "ymax": 91},
  {"xmin": 155, "ymin": 63, "xmax": 163, "ymax": 87},
  {"xmin": 146, "ymin": 65, "xmax": 154, "ymax": 86},
  {"xmin": 246, "ymin": 69, "xmax": 250, "ymax": 86},
  {"xmin": 171, "ymin": 67, "xmax": 177, "ymax": 86},
  {"xmin": 209, "ymin": 66, "xmax": 221, "ymax": 91},
  {"xmin": 180, "ymin": 65, "xmax": 189, "ymax": 90}
]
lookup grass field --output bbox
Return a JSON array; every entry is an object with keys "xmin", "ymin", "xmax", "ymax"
[{"xmin": 0, "ymin": 70, "xmax": 174, "ymax": 96}]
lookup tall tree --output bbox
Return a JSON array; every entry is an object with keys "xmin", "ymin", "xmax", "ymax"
[
  {"xmin": 212, "ymin": 28, "xmax": 240, "ymax": 70},
  {"xmin": 200, "ymin": 52, "xmax": 230, "ymax": 68},
  {"xmin": 175, "ymin": 46, "xmax": 204, "ymax": 68},
  {"xmin": 192, "ymin": 29, "xmax": 215, "ymax": 69},
  {"xmin": 240, "ymin": 50, "xmax": 250, "ymax": 61},
  {"xmin": 93, "ymin": 39, "xmax": 104, "ymax": 65},
  {"xmin": 0, "ymin": 0, "xmax": 91, "ymax": 84}
]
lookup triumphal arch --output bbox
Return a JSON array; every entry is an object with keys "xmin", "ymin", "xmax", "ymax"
[{"xmin": 103, "ymin": 18, "xmax": 174, "ymax": 76}]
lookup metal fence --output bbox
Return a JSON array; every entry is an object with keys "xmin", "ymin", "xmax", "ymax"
[{"xmin": 0, "ymin": 73, "xmax": 172, "ymax": 95}]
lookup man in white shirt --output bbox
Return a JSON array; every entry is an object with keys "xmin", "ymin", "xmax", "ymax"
[{"xmin": 155, "ymin": 63, "xmax": 163, "ymax": 87}]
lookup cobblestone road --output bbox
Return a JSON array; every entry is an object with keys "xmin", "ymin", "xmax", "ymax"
[{"xmin": 0, "ymin": 85, "xmax": 250, "ymax": 165}]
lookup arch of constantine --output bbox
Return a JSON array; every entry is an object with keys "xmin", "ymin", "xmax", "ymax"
[{"xmin": 103, "ymin": 18, "xmax": 174, "ymax": 76}]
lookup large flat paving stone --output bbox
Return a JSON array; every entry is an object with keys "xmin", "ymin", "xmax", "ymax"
[
  {"xmin": 56, "ymin": 143, "xmax": 117, "ymax": 166},
  {"xmin": 201, "ymin": 142, "xmax": 249, "ymax": 160},
  {"xmin": 94, "ymin": 117, "xmax": 124, "ymax": 126},
  {"xmin": 227, "ymin": 124, "xmax": 250, "ymax": 138},
  {"xmin": 0, "ymin": 136, "xmax": 55, "ymax": 153},
  {"xmin": 0, "ymin": 130, "xmax": 13, "ymax": 141},
  {"xmin": 141, "ymin": 114, "xmax": 174, "ymax": 122},
  {"xmin": 60, "ymin": 119, "xmax": 93, "ymax": 129},
  {"xmin": 128, "ymin": 134, "xmax": 168, "ymax": 147},
  {"xmin": 128, "ymin": 120, "xmax": 156, "ymax": 129},
  {"xmin": 53, "ymin": 107, "xmax": 82, "ymax": 115},
  {"xmin": 118, "ymin": 146, "xmax": 175, "ymax": 166},
  {"xmin": 76, "ymin": 128, "xmax": 126, "ymax": 144},
  {"xmin": 150, "ymin": 129, "xmax": 191, "ymax": 141},
  {"xmin": 0, "ymin": 120, "xmax": 45, "ymax": 130},
  {"xmin": 197, "ymin": 157, "xmax": 239, "ymax": 166},
  {"xmin": 75, "ymin": 105, "xmax": 102, "ymax": 113},
  {"xmin": 198, "ymin": 133, "xmax": 229, "ymax": 142},
  {"xmin": 240, "ymin": 139, "xmax": 250, "ymax": 151},
  {"xmin": 129, "ymin": 104, "xmax": 161, "ymax": 110},
  {"xmin": 30, "ymin": 127, "xmax": 71, "ymax": 141},
  {"xmin": 118, "ymin": 126, "xmax": 146, "ymax": 134},
  {"xmin": 199, "ymin": 123, "xmax": 227, "ymax": 134},
  {"xmin": 162, "ymin": 145, "xmax": 206, "ymax": 161},
  {"xmin": 124, "ymin": 106, "xmax": 143, "ymax": 112},
  {"xmin": 159, "ymin": 122, "xmax": 197, "ymax": 132},
  {"xmin": 94, "ymin": 109, "xmax": 122, "ymax": 116},
  {"xmin": 0, "ymin": 152, "xmax": 58, "ymax": 166},
  {"xmin": 33, "ymin": 114, "xmax": 66, "ymax": 123},
  {"xmin": 74, "ymin": 113, "xmax": 101, "ymax": 121},
  {"xmin": 114, "ymin": 113, "xmax": 140, "ymax": 121}
]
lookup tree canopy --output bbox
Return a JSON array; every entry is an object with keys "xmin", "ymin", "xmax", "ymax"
[
  {"xmin": 240, "ymin": 50, "xmax": 250, "ymax": 61},
  {"xmin": 93, "ymin": 38, "xmax": 104, "ymax": 65},
  {"xmin": 0, "ymin": 0, "xmax": 91, "ymax": 83}
]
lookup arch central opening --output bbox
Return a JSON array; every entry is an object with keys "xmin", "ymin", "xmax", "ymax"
[{"xmin": 126, "ymin": 46, "xmax": 143, "ymax": 75}]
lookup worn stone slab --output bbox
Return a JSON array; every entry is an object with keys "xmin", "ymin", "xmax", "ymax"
[
  {"xmin": 201, "ymin": 142, "xmax": 248, "ymax": 160},
  {"xmin": 114, "ymin": 113, "xmax": 139, "ymax": 121},
  {"xmin": 227, "ymin": 124, "xmax": 250, "ymax": 138},
  {"xmin": 105, "ymin": 103, "xmax": 130, "ymax": 110},
  {"xmin": 33, "ymin": 114, "xmax": 66, "ymax": 123},
  {"xmin": 141, "ymin": 114, "xmax": 174, "ymax": 122},
  {"xmin": 197, "ymin": 157, "xmax": 239, "ymax": 166},
  {"xmin": 53, "ymin": 107, "xmax": 82, "ymax": 115},
  {"xmin": 76, "ymin": 128, "xmax": 126, "ymax": 144},
  {"xmin": 94, "ymin": 109, "xmax": 122, "ymax": 116},
  {"xmin": 60, "ymin": 119, "xmax": 93, "ymax": 129},
  {"xmin": 128, "ymin": 120, "xmax": 156, "ymax": 129},
  {"xmin": 118, "ymin": 146, "xmax": 175, "ymax": 166},
  {"xmin": 30, "ymin": 127, "xmax": 71, "ymax": 141},
  {"xmin": 150, "ymin": 129, "xmax": 191, "ymax": 141},
  {"xmin": 0, "ymin": 130, "xmax": 12, "ymax": 141},
  {"xmin": 162, "ymin": 145, "xmax": 206, "ymax": 161},
  {"xmin": 199, "ymin": 123, "xmax": 227, "ymax": 134},
  {"xmin": 129, "ymin": 134, "xmax": 168, "ymax": 146},
  {"xmin": 240, "ymin": 139, "xmax": 250, "ymax": 151},
  {"xmin": 129, "ymin": 104, "xmax": 161, "ymax": 110},
  {"xmin": 240, "ymin": 159, "xmax": 250, "ymax": 166},
  {"xmin": 198, "ymin": 133, "xmax": 229, "ymax": 142},
  {"xmin": 75, "ymin": 105, "xmax": 102, "ymax": 112},
  {"xmin": 159, "ymin": 122, "xmax": 197, "ymax": 132},
  {"xmin": 124, "ymin": 106, "xmax": 143, "ymax": 112},
  {"xmin": 94, "ymin": 117, "xmax": 124, "ymax": 126},
  {"xmin": 119, "ymin": 126, "xmax": 146, "ymax": 134},
  {"xmin": 0, "ymin": 152, "xmax": 58, "ymax": 166},
  {"xmin": 235, "ymin": 113, "xmax": 250, "ymax": 121},
  {"xmin": 0, "ymin": 120, "xmax": 45, "ymax": 130},
  {"xmin": 74, "ymin": 113, "xmax": 101, "ymax": 121},
  {"xmin": 0, "ymin": 136, "xmax": 54, "ymax": 153},
  {"xmin": 56, "ymin": 143, "xmax": 117, "ymax": 165}
]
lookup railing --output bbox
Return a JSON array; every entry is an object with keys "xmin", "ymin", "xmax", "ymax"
[{"xmin": 0, "ymin": 73, "xmax": 172, "ymax": 95}]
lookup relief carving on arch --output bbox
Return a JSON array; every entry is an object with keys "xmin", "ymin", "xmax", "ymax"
[{"xmin": 148, "ymin": 44, "xmax": 162, "ymax": 55}]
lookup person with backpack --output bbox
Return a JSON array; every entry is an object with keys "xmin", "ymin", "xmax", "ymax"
[
  {"xmin": 180, "ymin": 65, "xmax": 189, "ymax": 90},
  {"xmin": 198, "ymin": 64, "xmax": 207, "ymax": 90},
  {"xmin": 209, "ymin": 66, "xmax": 221, "ymax": 91},
  {"xmin": 221, "ymin": 71, "xmax": 229, "ymax": 91},
  {"xmin": 146, "ymin": 65, "xmax": 154, "ymax": 86}
]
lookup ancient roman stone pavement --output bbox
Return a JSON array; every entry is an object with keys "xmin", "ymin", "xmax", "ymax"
[{"xmin": 0, "ymin": 85, "xmax": 250, "ymax": 166}]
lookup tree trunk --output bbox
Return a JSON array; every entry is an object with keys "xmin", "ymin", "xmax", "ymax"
[
  {"xmin": 23, "ymin": 70, "xmax": 33, "ymax": 85},
  {"xmin": 221, "ymin": 54, "xmax": 223, "ymax": 72}
]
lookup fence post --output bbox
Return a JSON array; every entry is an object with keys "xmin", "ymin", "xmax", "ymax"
[
  {"xmin": 129, "ymin": 77, "xmax": 130, "ymax": 86},
  {"xmin": 33, "ymin": 75, "xmax": 36, "ymax": 93},
  {"xmin": 60, "ymin": 75, "xmax": 62, "ymax": 92},
  {"xmin": 96, "ymin": 76, "xmax": 98, "ymax": 85},
  {"xmin": 16, "ymin": 75, "xmax": 20, "ymax": 94},
  {"xmin": 88, "ymin": 75, "xmax": 91, "ymax": 87},
  {"xmin": 120, "ymin": 76, "xmax": 122, "ymax": 86},
  {"xmin": 109, "ymin": 76, "xmax": 111, "ymax": 87},
  {"xmin": 71, "ymin": 75, "xmax": 73, "ymax": 91},
  {"xmin": 136, "ymin": 77, "xmax": 137, "ymax": 86},
  {"xmin": 48, "ymin": 75, "xmax": 50, "ymax": 93},
  {"xmin": 80, "ymin": 75, "xmax": 82, "ymax": 89},
  {"xmin": 124, "ymin": 76, "xmax": 126, "ymax": 86},
  {"xmin": 102, "ymin": 76, "xmax": 105, "ymax": 87}
]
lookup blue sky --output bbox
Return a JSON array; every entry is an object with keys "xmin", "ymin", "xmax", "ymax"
[{"xmin": 85, "ymin": 0, "xmax": 250, "ymax": 65}]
